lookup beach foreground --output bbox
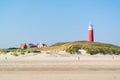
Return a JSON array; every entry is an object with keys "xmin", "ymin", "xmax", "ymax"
[{"xmin": 0, "ymin": 52, "xmax": 120, "ymax": 80}]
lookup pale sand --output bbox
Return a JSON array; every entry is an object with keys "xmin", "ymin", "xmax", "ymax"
[{"xmin": 0, "ymin": 52, "xmax": 120, "ymax": 80}]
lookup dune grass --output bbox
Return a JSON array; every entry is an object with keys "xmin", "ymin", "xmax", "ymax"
[
  {"xmin": 0, "ymin": 41, "xmax": 120, "ymax": 55},
  {"xmin": 41, "ymin": 41, "xmax": 120, "ymax": 55},
  {"xmin": 0, "ymin": 48, "xmax": 41, "ymax": 56}
]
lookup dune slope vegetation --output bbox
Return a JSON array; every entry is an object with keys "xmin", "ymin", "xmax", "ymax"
[{"xmin": 41, "ymin": 41, "xmax": 120, "ymax": 55}]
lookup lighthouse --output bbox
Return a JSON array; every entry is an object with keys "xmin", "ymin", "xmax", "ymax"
[{"xmin": 88, "ymin": 24, "xmax": 94, "ymax": 42}]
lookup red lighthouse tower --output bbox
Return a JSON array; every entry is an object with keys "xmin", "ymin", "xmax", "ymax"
[{"xmin": 88, "ymin": 24, "xmax": 94, "ymax": 42}]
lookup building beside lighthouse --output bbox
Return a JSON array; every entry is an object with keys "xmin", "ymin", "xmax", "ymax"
[
  {"xmin": 19, "ymin": 43, "xmax": 47, "ymax": 49},
  {"xmin": 88, "ymin": 24, "xmax": 94, "ymax": 42}
]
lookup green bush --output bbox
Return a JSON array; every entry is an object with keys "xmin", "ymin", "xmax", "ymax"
[
  {"xmin": 66, "ymin": 45, "xmax": 81, "ymax": 54},
  {"xmin": 11, "ymin": 52, "xmax": 19, "ymax": 56},
  {"xmin": 27, "ymin": 51, "xmax": 31, "ymax": 53},
  {"xmin": 32, "ymin": 50, "xmax": 41, "ymax": 53},
  {"xmin": 21, "ymin": 52, "xmax": 25, "ymax": 55}
]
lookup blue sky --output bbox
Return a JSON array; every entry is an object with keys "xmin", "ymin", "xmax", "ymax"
[{"xmin": 0, "ymin": 0, "xmax": 120, "ymax": 48}]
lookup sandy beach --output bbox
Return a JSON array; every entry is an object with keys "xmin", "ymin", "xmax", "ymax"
[{"xmin": 0, "ymin": 52, "xmax": 120, "ymax": 80}]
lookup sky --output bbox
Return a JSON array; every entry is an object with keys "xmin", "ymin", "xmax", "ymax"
[{"xmin": 0, "ymin": 0, "xmax": 120, "ymax": 48}]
